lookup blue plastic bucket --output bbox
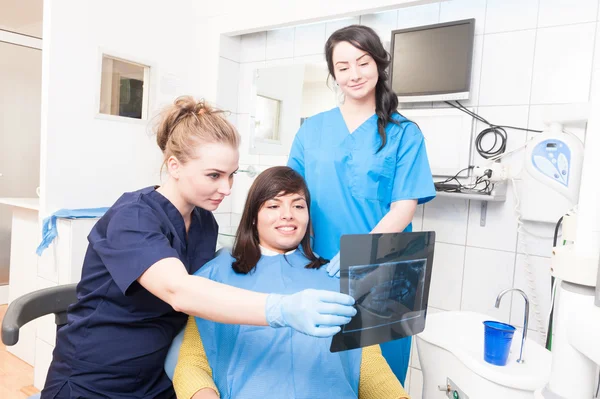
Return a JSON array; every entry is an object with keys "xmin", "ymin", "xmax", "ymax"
[{"xmin": 483, "ymin": 321, "xmax": 516, "ymax": 366}]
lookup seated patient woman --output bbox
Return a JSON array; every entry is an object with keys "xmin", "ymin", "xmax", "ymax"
[{"xmin": 173, "ymin": 166, "xmax": 410, "ymax": 399}]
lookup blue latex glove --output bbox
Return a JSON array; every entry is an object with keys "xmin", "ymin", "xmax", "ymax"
[
  {"xmin": 265, "ymin": 289, "xmax": 356, "ymax": 337},
  {"xmin": 326, "ymin": 252, "xmax": 341, "ymax": 278}
]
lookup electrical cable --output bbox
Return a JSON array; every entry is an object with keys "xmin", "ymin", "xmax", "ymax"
[
  {"xmin": 511, "ymin": 178, "xmax": 546, "ymax": 336},
  {"xmin": 545, "ymin": 216, "xmax": 563, "ymax": 350},
  {"xmin": 434, "ymin": 166, "xmax": 495, "ymax": 195},
  {"xmin": 445, "ymin": 100, "xmax": 543, "ymax": 160}
]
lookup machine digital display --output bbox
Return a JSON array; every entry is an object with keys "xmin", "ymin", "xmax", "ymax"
[{"xmin": 331, "ymin": 231, "xmax": 435, "ymax": 353}]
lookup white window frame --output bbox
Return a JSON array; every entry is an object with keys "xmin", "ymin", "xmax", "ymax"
[{"xmin": 95, "ymin": 49, "xmax": 152, "ymax": 124}]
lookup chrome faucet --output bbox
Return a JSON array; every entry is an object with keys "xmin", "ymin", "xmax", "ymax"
[{"xmin": 495, "ymin": 288, "xmax": 529, "ymax": 364}]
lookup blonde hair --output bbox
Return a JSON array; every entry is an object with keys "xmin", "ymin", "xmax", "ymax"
[{"xmin": 155, "ymin": 96, "xmax": 240, "ymax": 169}]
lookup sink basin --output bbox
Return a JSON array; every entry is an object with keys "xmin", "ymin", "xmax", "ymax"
[{"xmin": 416, "ymin": 311, "xmax": 551, "ymax": 398}]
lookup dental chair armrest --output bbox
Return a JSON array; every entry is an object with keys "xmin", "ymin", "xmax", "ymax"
[{"xmin": 1, "ymin": 283, "xmax": 78, "ymax": 346}]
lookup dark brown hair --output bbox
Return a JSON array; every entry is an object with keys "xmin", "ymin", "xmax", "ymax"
[
  {"xmin": 155, "ymin": 96, "xmax": 240, "ymax": 171},
  {"xmin": 232, "ymin": 166, "xmax": 326, "ymax": 274},
  {"xmin": 325, "ymin": 25, "xmax": 399, "ymax": 151}
]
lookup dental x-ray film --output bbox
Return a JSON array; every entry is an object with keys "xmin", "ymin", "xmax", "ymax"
[{"xmin": 330, "ymin": 231, "xmax": 435, "ymax": 353}]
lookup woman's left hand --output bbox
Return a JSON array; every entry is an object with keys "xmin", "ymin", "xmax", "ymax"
[{"xmin": 326, "ymin": 252, "xmax": 340, "ymax": 278}]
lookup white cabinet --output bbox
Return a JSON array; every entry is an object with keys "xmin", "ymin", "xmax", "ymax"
[{"xmin": 34, "ymin": 218, "xmax": 98, "ymax": 389}]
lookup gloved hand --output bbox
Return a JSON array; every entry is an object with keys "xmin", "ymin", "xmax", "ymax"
[
  {"xmin": 326, "ymin": 252, "xmax": 341, "ymax": 278},
  {"xmin": 265, "ymin": 289, "xmax": 356, "ymax": 337}
]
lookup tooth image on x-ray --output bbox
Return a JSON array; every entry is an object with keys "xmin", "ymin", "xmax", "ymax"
[{"xmin": 343, "ymin": 259, "xmax": 426, "ymax": 334}]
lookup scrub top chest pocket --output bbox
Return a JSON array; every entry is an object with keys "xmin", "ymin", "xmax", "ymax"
[{"xmin": 348, "ymin": 147, "xmax": 395, "ymax": 203}]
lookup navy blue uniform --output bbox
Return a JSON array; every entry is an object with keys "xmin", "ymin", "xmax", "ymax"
[{"xmin": 41, "ymin": 187, "xmax": 218, "ymax": 399}]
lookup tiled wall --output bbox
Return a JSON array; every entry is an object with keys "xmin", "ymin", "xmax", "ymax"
[{"xmin": 214, "ymin": 1, "xmax": 600, "ymax": 397}]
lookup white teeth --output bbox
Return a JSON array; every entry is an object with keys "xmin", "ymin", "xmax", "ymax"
[{"xmin": 277, "ymin": 227, "xmax": 295, "ymax": 231}]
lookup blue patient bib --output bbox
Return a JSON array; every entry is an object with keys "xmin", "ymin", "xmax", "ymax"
[{"xmin": 194, "ymin": 250, "xmax": 362, "ymax": 399}]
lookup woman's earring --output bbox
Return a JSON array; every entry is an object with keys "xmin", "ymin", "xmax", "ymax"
[{"xmin": 334, "ymin": 82, "xmax": 345, "ymax": 105}]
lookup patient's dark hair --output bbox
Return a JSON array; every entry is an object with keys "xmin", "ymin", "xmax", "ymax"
[{"xmin": 232, "ymin": 166, "xmax": 326, "ymax": 274}]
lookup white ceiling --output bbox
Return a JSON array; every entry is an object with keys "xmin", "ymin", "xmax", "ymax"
[{"xmin": 0, "ymin": 0, "xmax": 43, "ymax": 38}]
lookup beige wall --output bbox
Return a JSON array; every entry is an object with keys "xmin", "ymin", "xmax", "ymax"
[{"xmin": 0, "ymin": 42, "xmax": 42, "ymax": 280}]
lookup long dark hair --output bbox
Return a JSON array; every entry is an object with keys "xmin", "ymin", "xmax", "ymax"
[
  {"xmin": 325, "ymin": 25, "xmax": 399, "ymax": 151},
  {"xmin": 232, "ymin": 166, "xmax": 326, "ymax": 274}
]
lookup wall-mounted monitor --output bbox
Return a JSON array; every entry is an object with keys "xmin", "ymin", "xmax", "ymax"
[{"xmin": 390, "ymin": 19, "xmax": 475, "ymax": 103}]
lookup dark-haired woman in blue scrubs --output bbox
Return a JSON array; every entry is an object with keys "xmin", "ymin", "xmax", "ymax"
[
  {"xmin": 288, "ymin": 26, "xmax": 436, "ymax": 385},
  {"xmin": 41, "ymin": 97, "xmax": 357, "ymax": 399}
]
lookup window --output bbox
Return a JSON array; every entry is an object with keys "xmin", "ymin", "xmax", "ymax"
[{"xmin": 99, "ymin": 55, "xmax": 149, "ymax": 120}]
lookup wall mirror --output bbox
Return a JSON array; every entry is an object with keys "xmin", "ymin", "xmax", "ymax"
[{"xmin": 249, "ymin": 62, "xmax": 337, "ymax": 156}]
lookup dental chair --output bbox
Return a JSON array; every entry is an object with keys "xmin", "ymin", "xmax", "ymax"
[{"xmin": 1, "ymin": 284, "xmax": 186, "ymax": 398}]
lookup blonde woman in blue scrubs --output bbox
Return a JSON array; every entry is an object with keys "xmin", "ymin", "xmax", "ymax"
[{"xmin": 288, "ymin": 25, "xmax": 436, "ymax": 384}]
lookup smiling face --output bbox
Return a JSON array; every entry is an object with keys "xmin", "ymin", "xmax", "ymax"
[
  {"xmin": 331, "ymin": 41, "xmax": 379, "ymax": 103},
  {"xmin": 167, "ymin": 142, "xmax": 239, "ymax": 212},
  {"xmin": 256, "ymin": 191, "xmax": 309, "ymax": 253}
]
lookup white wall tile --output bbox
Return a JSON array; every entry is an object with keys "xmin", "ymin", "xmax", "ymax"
[
  {"xmin": 409, "ymin": 367, "xmax": 423, "ymax": 399},
  {"xmin": 538, "ymin": 0, "xmax": 599, "ymax": 27},
  {"xmin": 212, "ymin": 212, "xmax": 231, "ymax": 228},
  {"xmin": 293, "ymin": 54, "xmax": 325, "ymax": 64},
  {"xmin": 479, "ymin": 30, "xmax": 536, "ymax": 106},
  {"xmin": 218, "ymin": 194, "xmax": 232, "ymax": 214},
  {"xmin": 216, "ymin": 57, "xmax": 239, "ymax": 113},
  {"xmin": 422, "ymin": 197, "xmax": 469, "ymax": 245},
  {"xmin": 236, "ymin": 113, "xmax": 260, "ymax": 165},
  {"xmin": 239, "ymin": 32, "xmax": 266, "ymax": 63},
  {"xmin": 485, "ymin": 0, "xmax": 539, "ymax": 34},
  {"xmin": 527, "ymin": 104, "xmax": 588, "ymax": 141},
  {"xmin": 360, "ymin": 10, "xmax": 399, "ymax": 50},
  {"xmin": 237, "ymin": 61, "xmax": 264, "ymax": 114},
  {"xmin": 460, "ymin": 34, "xmax": 484, "ymax": 107},
  {"xmin": 467, "ymin": 195, "xmax": 518, "ymax": 253},
  {"xmin": 231, "ymin": 212, "xmax": 242, "ymax": 227},
  {"xmin": 440, "ymin": 0, "xmax": 488, "ymax": 35},
  {"xmin": 412, "ymin": 204, "xmax": 424, "ymax": 231},
  {"xmin": 231, "ymin": 163, "xmax": 254, "ymax": 214},
  {"xmin": 226, "ymin": 112, "xmax": 238, "ymax": 127},
  {"xmin": 510, "ymin": 254, "xmax": 552, "ymax": 333},
  {"xmin": 325, "ymin": 17, "xmax": 360, "ymax": 39},
  {"xmin": 461, "ymin": 247, "xmax": 516, "ymax": 322},
  {"xmin": 266, "ymin": 28, "xmax": 295, "ymax": 60},
  {"xmin": 220, "ymin": 34, "xmax": 241, "ymax": 62},
  {"xmin": 294, "ymin": 23, "xmax": 327, "ymax": 57},
  {"xmin": 397, "ymin": 3, "xmax": 441, "ymax": 29},
  {"xmin": 265, "ymin": 57, "xmax": 294, "ymax": 68},
  {"xmin": 531, "ymin": 23, "xmax": 596, "ymax": 104},
  {"xmin": 258, "ymin": 154, "xmax": 288, "ymax": 166},
  {"xmin": 429, "ymin": 243, "xmax": 465, "ymax": 311}
]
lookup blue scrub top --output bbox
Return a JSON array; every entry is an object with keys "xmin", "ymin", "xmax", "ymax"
[
  {"xmin": 42, "ymin": 186, "xmax": 218, "ymax": 399},
  {"xmin": 287, "ymin": 107, "xmax": 436, "ymax": 383},
  {"xmin": 194, "ymin": 250, "xmax": 361, "ymax": 399}
]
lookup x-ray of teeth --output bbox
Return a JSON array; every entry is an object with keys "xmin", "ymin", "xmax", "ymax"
[
  {"xmin": 331, "ymin": 232, "xmax": 435, "ymax": 353},
  {"xmin": 344, "ymin": 259, "xmax": 426, "ymax": 333}
]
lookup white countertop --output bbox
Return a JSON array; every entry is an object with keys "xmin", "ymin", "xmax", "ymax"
[{"xmin": 0, "ymin": 197, "xmax": 40, "ymax": 211}]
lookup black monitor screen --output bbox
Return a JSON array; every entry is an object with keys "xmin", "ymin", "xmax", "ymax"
[{"xmin": 390, "ymin": 19, "xmax": 475, "ymax": 97}]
